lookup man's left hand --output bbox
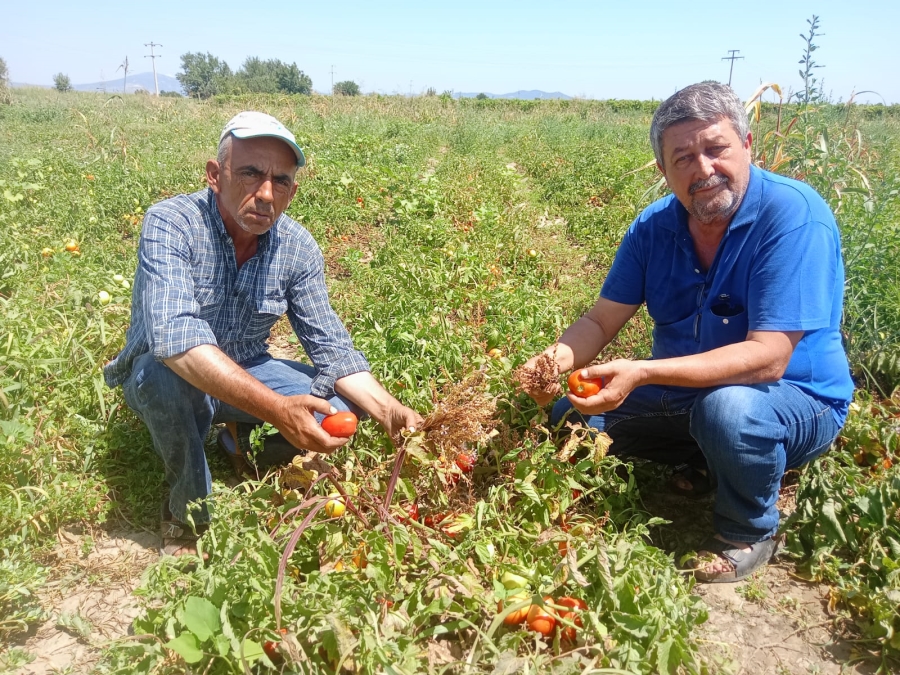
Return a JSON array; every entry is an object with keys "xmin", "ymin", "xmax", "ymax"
[
  {"xmin": 567, "ymin": 359, "xmax": 646, "ymax": 416},
  {"xmin": 380, "ymin": 404, "xmax": 425, "ymax": 443}
]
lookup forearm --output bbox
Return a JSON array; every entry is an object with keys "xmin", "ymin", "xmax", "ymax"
[
  {"xmin": 333, "ymin": 371, "xmax": 396, "ymax": 426},
  {"xmin": 545, "ymin": 314, "xmax": 617, "ymax": 373},
  {"xmin": 637, "ymin": 334, "xmax": 797, "ymax": 389},
  {"xmin": 164, "ymin": 344, "xmax": 288, "ymax": 425}
]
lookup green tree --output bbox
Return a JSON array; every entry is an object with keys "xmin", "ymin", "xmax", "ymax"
[
  {"xmin": 176, "ymin": 52, "xmax": 232, "ymax": 99},
  {"xmin": 53, "ymin": 73, "xmax": 72, "ymax": 93},
  {"xmin": 0, "ymin": 57, "xmax": 9, "ymax": 104},
  {"xmin": 333, "ymin": 80, "xmax": 360, "ymax": 96},
  {"xmin": 235, "ymin": 58, "xmax": 312, "ymax": 95},
  {"xmin": 475, "ymin": 92, "xmax": 488, "ymax": 100}
]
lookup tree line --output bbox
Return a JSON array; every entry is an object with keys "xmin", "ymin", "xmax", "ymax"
[{"xmin": 177, "ymin": 52, "xmax": 359, "ymax": 98}]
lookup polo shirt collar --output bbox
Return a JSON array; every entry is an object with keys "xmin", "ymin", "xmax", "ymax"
[{"xmin": 663, "ymin": 163, "xmax": 763, "ymax": 233}]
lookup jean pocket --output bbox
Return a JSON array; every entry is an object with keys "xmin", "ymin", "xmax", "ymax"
[{"xmin": 244, "ymin": 296, "xmax": 287, "ymax": 341}]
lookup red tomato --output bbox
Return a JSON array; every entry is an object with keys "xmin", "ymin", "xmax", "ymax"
[
  {"xmin": 263, "ymin": 628, "xmax": 287, "ymax": 662},
  {"xmin": 557, "ymin": 597, "xmax": 588, "ymax": 611},
  {"xmin": 455, "ymin": 451, "xmax": 476, "ymax": 473},
  {"xmin": 558, "ymin": 540, "xmax": 568, "ymax": 557},
  {"xmin": 526, "ymin": 596, "xmax": 557, "ymax": 636},
  {"xmin": 321, "ymin": 412, "xmax": 358, "ymax": 437},
  {"xmin": 405, "ymin": 501, "xmax": 419, "ymax": 522},
  {"xmin": 567, "ymin": 371, "xmax": 603, "ymax": 398},
  {"xmin": 498, "ymin": 592, "xmax": 531, "ymax": 625},
  {"xmin": 556, "ymin": 597, "xmax": 586, "ymax": 642}
]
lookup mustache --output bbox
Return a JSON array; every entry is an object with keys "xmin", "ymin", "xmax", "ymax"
[{"xmin": 689, "ymin": 175, "xmax": 728, "ymax": 195}]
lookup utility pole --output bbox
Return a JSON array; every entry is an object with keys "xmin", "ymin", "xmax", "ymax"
[
  {"xmin": 721, "ymin": 49, "xmax": 744, "ymax": 87},
  {"xmin": 145, "ymin": 42, "xmax": 162, "ymax": 96},
  {"xmin": 330, "ymin": 65, "xmax": 335, "ymax": 95},
  {"xmin": 117, "ymin": 56, "xmax": 129, "ymax": 94}
]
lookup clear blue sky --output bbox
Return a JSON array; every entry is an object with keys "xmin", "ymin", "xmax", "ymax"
[{"xmin": 2, "ymin": 0, "xmax": 896, "ymax": 103}]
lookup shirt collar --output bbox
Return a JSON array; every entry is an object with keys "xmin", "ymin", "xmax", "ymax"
[{"xmin": 663, "ymin": 163, "xmax": 762, "ymax": 233}]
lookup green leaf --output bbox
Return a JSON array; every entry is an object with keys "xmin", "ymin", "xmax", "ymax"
[
  {"xmin": 165, "ymin": 632, "xmax": 203, "ymax": 664},
  {"xmin": 177, "ymin": 596, "xmax": 220, "ymax": 643},
  {"xmin": 240, "ymin": 638, "xmax": 264, "ymax": 663}
]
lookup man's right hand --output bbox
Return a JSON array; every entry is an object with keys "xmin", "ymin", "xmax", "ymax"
[{"xmin": 274, "ymin": 394, "xmax": 351, "ymax": 454}]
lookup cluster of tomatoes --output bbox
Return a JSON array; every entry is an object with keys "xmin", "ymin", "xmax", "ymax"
[{"xmin": 497, "ymin": 573, "xmax": 588, "ymax": 641}]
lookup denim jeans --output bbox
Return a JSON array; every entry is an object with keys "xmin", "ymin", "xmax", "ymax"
[
  {"xmin": 551, "ymin": 381, "xmax": 841, "ymax": 543},
  {"xmin": 122, "ymin": 351, "xmax": 356, "ymax": 524}
]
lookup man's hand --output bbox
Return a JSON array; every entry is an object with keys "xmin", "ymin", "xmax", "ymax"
[
  {"xmin": 516, "ymin": 353, "xmax": 563, "ymax": 406},
  {"xmin": 273, "ymin": 394, "xmax": 351, "ymax": 454},
  {"xmin": 567, "ymin": 359, "xmax": 646, "ymax": 416},
  {"xmin": 333, "ymin": 371, "xmax": 423, "ymax": 443},
  {"xmin": 380, "ymin": 403, "xmax": 425, "ymax": 442}
]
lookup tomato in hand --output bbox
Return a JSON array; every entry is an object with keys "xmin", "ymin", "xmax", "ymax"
[
  {"xmin": 321, "ymin": 412, "xmax": 358, "ymax": 437},
  {"xmin": 567, "ymin": 371, "xmax": 603, "ymax": 398}
]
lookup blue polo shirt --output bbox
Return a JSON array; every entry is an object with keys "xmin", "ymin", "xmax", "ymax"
[{"xmin": 601, "ymin": 165, "xmax": 853, "ymax": 425}]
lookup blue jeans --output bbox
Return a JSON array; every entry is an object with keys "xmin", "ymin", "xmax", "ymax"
[
  {"xmin": 122, "ymin": 352, "xmax": 355, "ymax": 524},
  {"xmin": 551, "ymin": 381, "xmax": 841, "ymax": 543}
]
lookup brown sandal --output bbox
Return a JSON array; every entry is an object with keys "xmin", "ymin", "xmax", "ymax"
[{"xmin": 159, "ymin": 499, "xmax": 208, "ymax": 559}]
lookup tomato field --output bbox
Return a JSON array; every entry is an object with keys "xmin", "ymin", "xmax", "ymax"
[{"xmin": 1, "ymin": 88, "xmax": 899, "ymax": 673}]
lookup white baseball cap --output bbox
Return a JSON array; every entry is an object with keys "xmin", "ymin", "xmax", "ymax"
[{"xmin": 220, "ymin": 111, "xmax": 306, "ymax": 167}]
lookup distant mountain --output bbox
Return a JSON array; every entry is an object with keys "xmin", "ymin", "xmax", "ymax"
[
  {"xmin": 12, "ymin": 71, "xmax": 185, "ymax": 94},
  {"xmin": 74, "ymin": 72, "xmax": 185, "ymax": 95},
  {"xmin": 455, "ymin": 90, "xmax": 572, "ymax": 100}
]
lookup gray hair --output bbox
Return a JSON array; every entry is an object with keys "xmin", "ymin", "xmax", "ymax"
[
  {"xmin": 217, "ymin": 134, "xmax": 232, "ymax": 168},
  {"xmin": 650, "ymin": 82, "xmax": 749, "ymax": 166}
]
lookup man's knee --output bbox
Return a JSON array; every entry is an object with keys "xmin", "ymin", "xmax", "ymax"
[
  {"xmin": 125, "ymin": 353, "xmax": 207, "ymax": 417},
  {"xmin": 690, "ymin": 384, "xmax": 774, "ymax": 456}
]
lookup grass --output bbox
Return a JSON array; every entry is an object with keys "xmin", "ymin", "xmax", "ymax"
[{"xmin": 0, "ymin": 86, "xmax": 898, "ymax": 673}]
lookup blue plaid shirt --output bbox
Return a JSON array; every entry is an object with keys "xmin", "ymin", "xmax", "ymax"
[{"xmin": 104, "ymin": 188, "xmax": 370, "ymax": 397}]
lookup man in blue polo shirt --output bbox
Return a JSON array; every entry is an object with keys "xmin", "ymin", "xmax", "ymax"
[{"xmin": 517, "ymin": 82, "xmax": 853, "ymax": 582}]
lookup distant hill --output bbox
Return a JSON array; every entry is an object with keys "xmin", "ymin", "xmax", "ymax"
[
  {"xmin": 455, "ymin": 90, "xmax": 572, "ymax": 100},
  {"xmin": 12, "ymin": 72, "xmax": 184, "ymax": 95},
  {"xmin": 74, "ymin": 72, "xmax": 184, "ymax": 95}
]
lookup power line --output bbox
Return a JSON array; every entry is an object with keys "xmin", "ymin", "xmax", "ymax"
[
  {"xmin": 145, "ymin": 42, "xmax": 163, "ymax": 96},
  {"xmin": 721, "ymin": 49, "xmax": 744, "ymax": 87}
]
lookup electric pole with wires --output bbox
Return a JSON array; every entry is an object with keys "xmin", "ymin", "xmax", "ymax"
[
  {"xmin": 721, "ymin": 49, "xmax": 744, "ymax": 87},
  {"xmin": 145, "ymin": 42, "xmax": 162, "ymax": 95}
]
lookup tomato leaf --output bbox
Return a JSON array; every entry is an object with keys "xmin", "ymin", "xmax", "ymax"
[
  {"xmin": 240, "ymin": 637, "xmax": 265, "ymax": 663},
  {"xmin": 165, "ymin": 632, "xmax": 203, "ymax": 664},
  {"xmin": 177, "ymin": 596, "xmax": 220, "ymax": 643}
]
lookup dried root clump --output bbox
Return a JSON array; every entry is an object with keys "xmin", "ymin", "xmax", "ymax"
[
  {"xmin": 418, "ymin": 370, "xmax": 498, "ymax": 455},
  {"xmin": 513, "ymin": 351, "xmax": 561, "ymax": 397}
]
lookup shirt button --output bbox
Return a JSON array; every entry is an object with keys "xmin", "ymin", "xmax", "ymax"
[
  {"xmin": 723, "ymin": 318, "xmax": 729, "ymax": 324},
  {"xmin": 694, "ymin": 268, "xmax": 700, "ymax": 274}
]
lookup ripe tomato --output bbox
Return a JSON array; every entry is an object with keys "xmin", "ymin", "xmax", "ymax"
[
  {"xmin": 498, "ymin": 591, "xmax": 530, "ymax": 625},
  {"xmin": 556, "ymin": 597, "xmax": 587, "ymax": 642},
  {"xmin": 263, "ymin": 628, "xmax": 287, "ymax": 662},
  {"xmin": 557, "ymin": 597, "xmax": 588, "ymax": 611},
  {"xmin": 64, "ymin": 239, "xmax": 79, "ymax": 252},
  {"xmin": 558, "ymin": 540, "xmax": 568, "ymax": 557},
  {"xmin": 455, "ymin": 451, "xmax": 476, "ymax": 473},
  {"xmin": 567, "ymin": 371, "xmax": 603, "ymax": 398},
  {"xmin": 405, "ymin": 501, "xmax": 419, "ymax": 522},
  {"xmin": 321, "ymin": 412, "xmax": 358, "ymax": 437},
  {"xmin": 324, "ymin": 494, "xmax": 345, "ymax": 518},
  {"xmin": 526, "ymin": 596, "xmax": 557, "ymax": 636}
]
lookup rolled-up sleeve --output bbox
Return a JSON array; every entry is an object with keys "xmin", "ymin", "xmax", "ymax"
[
  {"xmin": 285, "ymin": 246, "xmax": 369, "ymax": 397},
  {"xmin": 139, "ymin": 210, "xmax": 218, "ymax": 360}
]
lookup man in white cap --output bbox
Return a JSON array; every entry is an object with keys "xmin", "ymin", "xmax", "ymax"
[{"xmin": 105, "ymin": 111, "xmax": 423, "ymax": 556}]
